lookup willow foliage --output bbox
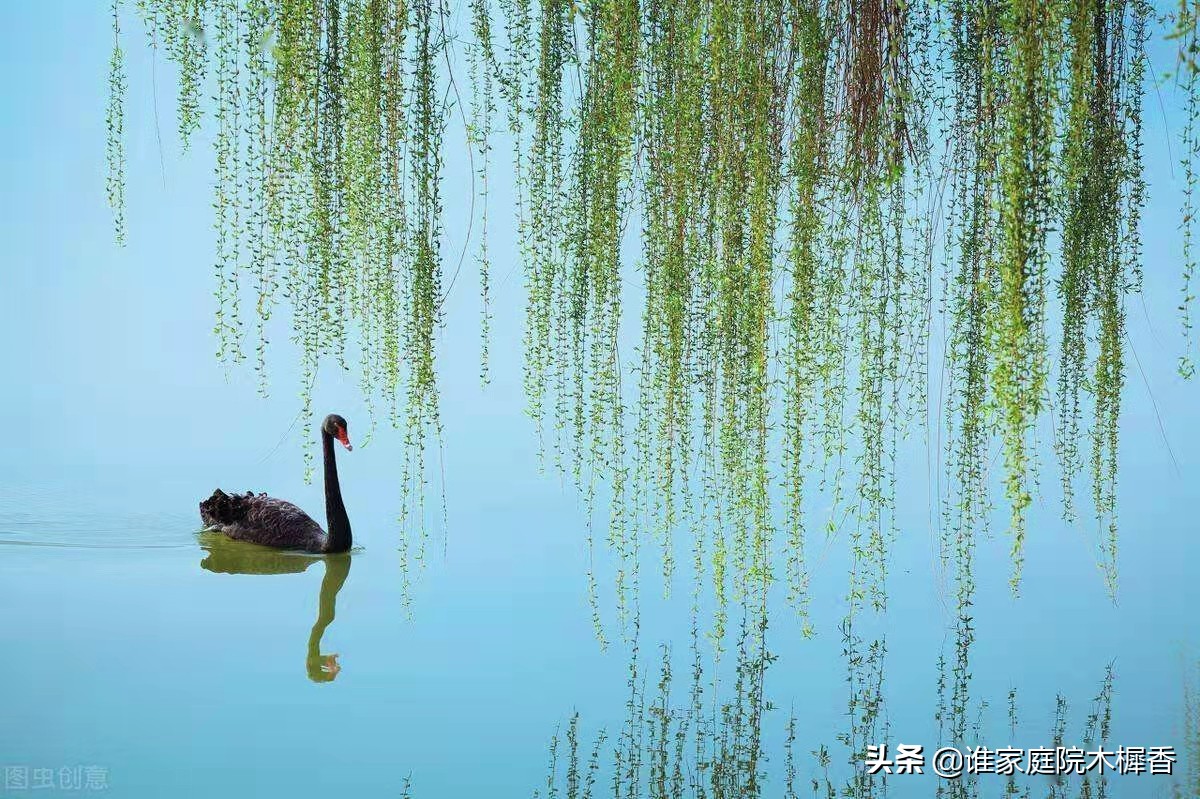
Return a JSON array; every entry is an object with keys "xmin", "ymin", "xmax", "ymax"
[
  {"xmin": 107, "ymin": 0, "xmax": 1185, "ymax": 622},
  {"xmin": 110, "ymin": 0, "xmax": 452, "ymax": 598},
  {"xmin": 1176, "ymin": 2, "xmax": 1200, "ymax": 377},
  {"xmin": 1056, "ymin": 0, "xmax": 1148, "ymax": 596},
  {"xmin": 107, "ymin": 0, "xmax": 127, "ymax": 246}
]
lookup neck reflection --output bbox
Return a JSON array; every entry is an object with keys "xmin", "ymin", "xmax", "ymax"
[
  {"xmin": 199, "ymin": 534, "xmax": 353, "ymax": 683},
  {"xmin": 305, "ymin": 554, "xmax": 350, "ymax": 681}
]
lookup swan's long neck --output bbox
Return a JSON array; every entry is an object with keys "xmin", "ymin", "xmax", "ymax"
[{"xmin": 321, "ymin": 431, "xmax": 352, "ymax": 553}]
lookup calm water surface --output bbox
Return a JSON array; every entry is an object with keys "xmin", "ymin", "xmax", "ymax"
[{"xmin": 1, "ymin": 453, "xmax": 1196, "ymax": 798}]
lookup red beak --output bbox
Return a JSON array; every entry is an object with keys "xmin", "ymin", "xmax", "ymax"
[{"xmin": 335, "ymin": 427, "xmax": 352, "ymax": 451}]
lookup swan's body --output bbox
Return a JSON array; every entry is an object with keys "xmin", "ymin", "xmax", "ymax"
[
  {"xmin": 200, "ymin": 491, "xmax": 330, "ymax": 551},
  {"xmin": 200, "ymin": 414, "xmax": 353, "ymax": 554}
]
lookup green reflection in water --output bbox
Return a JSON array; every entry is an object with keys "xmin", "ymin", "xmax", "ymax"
[
  {"xmin": 537, "ymin": 601, "xmax": 773, "ymax": 799},
  {"xmin": 538, "ymin": 598, "xmax": 1133, "ymax": 798},
  {"xmin": 1179, "ymin": 662, "xmax": 1200, "ymax": 799},
  {"xmin": 198, "ymin": 534, "xmax": 351, "ymax": 683}
]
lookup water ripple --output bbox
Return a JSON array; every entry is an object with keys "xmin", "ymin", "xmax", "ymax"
[{"xmin": 0, "ymin": 485, "xmax": 198, "ymax": 550}]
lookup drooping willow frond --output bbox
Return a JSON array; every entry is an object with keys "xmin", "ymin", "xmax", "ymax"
[
  {"xmin": 106, "ymin": 0, "xmax": 127, "ymax": 246},
  {"xmin": 1178, "ymin": 2, "xmax": 1200, "ymax": 378},
  {"xmin": 108, "ymin": 0, "xmax": 452, "ymax": 601},
  {"xmin": 104, "ymin": 0, "xmax": 1181, "ymax": 626}
]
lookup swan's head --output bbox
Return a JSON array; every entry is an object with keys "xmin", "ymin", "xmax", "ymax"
[{"xmin": 322, "ymin": 414, "xmax": 352, "ymax": 451}]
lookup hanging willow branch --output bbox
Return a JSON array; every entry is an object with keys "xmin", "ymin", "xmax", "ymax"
[
  {"xmin": 1177, "ymin": 1, "xmax": 1200, "ymax": 377},
  {"xmin": 1056, "ymin": 0, "xmax": 1148, "ymax": 597},
  {"xmin": 104, "ymin": 0, "xmax": 1179, "ymax": 626},
  {"xmin": 108, "ymin": 0, "xmax": 452, "ymax": 600},
  {"xmin": 106, "ymin": 0, "xmax": 127, "ymax": 245}
]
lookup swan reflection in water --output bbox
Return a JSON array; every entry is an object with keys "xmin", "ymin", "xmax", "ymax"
[{"xmin": 198, "ymin": 533, "xmax": 352, "ymax": 682}]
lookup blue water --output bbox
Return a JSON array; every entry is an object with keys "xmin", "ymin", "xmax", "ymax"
[{"xmin": 1, "ymin": 3, "xmax": 1198, "ymax": 797}]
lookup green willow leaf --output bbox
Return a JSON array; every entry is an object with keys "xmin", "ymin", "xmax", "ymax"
[{"xmin": 106, "ymin": 0, "xmax": 1176, "ymax": 627}]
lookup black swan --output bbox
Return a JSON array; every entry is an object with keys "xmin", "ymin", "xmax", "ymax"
[{"xmin": 200, "ymin": 414, "xmax": 353, "ymax": 553}]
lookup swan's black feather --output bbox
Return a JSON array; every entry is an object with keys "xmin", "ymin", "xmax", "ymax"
[{"xmin": 199, "ymin": 489, "xmax": 327, "ymax": 552}]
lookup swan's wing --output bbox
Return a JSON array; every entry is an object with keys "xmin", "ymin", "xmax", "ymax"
[{"xmin": 206, "ymin": 492, "xmax": 325, "ymax": 550}]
